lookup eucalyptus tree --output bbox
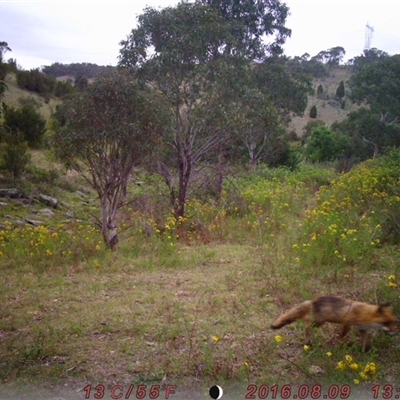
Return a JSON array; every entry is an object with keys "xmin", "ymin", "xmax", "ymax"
[
  {"xmin": 0, "ymin": 41, "xmax": 11, "ymax": 98},
  {"xmin": 118, "ymin": 0, "xmax": 294, "ymax": 219},
  {"xmin": 349, "ymin": 48, "xmax": 389, "ymax": 72},
  {"xmin": 197, "ymin": 0, "xmax": 291, "ymax": 58},
  {"xmin": 312, "ymin": 46, "xmax": 346, "ymax": 66},
  {"xmin": 220, "ymin": 88, "xmax": 285, "ymax": 165},
  {"xmin": 0, "ymin": 41, "xmax": 11, "ymax": 63},
  {"xmin": 349, "ymin": 54, "xmax": 400, "ymax": 125},
  {"xmin": 331, "ymin": 54, "xmax": 400, "ymax": 160},
  {"xmin": 52, "ymin": 70, "xmax": 167, "ymax": 250}
]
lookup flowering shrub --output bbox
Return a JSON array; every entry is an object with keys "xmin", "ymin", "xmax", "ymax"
[
  {"xmin": 123, "ymin": 165, "xmax": 336, "ymax": 246},
  {"xmin": 297, "ymin": 149, "xmax": 400, "ymax": 269},
  {"xmin": 336, "ymin": 355, "xmax": 378, "ymax": 384},
  {"xmin": 0, "ymin": 221, "xmax": 104, "ymax": 272}
]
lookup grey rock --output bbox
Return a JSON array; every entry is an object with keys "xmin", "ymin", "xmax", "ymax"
[
  {"xmin": 25, "ymin": 219, "xmax": 45, "ymax": 226},
  {"xmin": 39, "ymin": 194, "xmax": 58, "ymax": 209},
  {"xmin": 66, "ymin": 210, "xmax": 75, "ymax": 218},
  {"xmin": 0, "ymin": 188, "xmax": 21, "ymax": 198},
  {"xmin": 39, "ymin": 208, "xmax": 55, "ymax": 216}
]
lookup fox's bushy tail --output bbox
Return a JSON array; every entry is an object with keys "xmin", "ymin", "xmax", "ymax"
[{"xmin": 271, "ymin": 300, "xmax": 313, "ymax": 329}]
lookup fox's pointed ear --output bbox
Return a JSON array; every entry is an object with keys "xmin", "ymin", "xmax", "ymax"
[{"xmin": 378, "ymin": 303, "xmax": 391, "ymax": 313}]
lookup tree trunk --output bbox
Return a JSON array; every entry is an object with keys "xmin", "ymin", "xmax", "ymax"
[
  {"xmin": 157, "ymin": 150, "xmax": 191, "ymax": 221},
  {"xmin": 215, "ymin": 142, "xmax": 227, "ymax": 203},
  {"xmin": 174, "ymin": 140, "xmax": 192, "ymax": 220},
  {"xmin": 100, "ymin": 194, "xmax": 119, "ymax": 251}
]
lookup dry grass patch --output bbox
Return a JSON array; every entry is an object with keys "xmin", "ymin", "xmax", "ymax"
[
  {"xmin": 0, "ymin": 243, "xmax": 280, "ymax": 386},
  {"xmin": 290, "ymin": 66, "xmax": 360, "ymax": 136}
]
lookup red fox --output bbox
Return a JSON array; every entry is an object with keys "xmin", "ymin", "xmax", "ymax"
[{"xmin": 271, "ymin": 296, "xmax": 398, "ymax": 350}]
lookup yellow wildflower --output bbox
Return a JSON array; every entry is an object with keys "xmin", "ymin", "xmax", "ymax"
[
  {"xmin": 359, "ymin": 372, "xmax": 368, "ymax": 380},
  {"xmin": 349, "ymin": 363, "xmax": 359, "ymax": 371},
  {"xmin": 274, "ymin": 335, "xmax": 283, "ymax": 343},
  {"xmin": 336, "ymin": 361, "xmax": 346, "ymax": 370},
  {"xmin": 364, "ymin": 362, "xmax": 377, "ymax": 375}
]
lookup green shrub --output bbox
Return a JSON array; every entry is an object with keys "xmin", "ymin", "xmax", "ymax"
[
  {"xmin": 317, "ymin": 84, "xmax": 324, "ymax": 98},
  {"xmin": 305, "ymin": 126, "xmax": 349, "ymax": 163},
  {"xmin": 296, "ymin": 149, "xmax": 400, "ymax": 270},
  {"xmin": 336, "ymin": 80, "xmax": 345, "ymax": 99},
  {"xmin": 2, "ymin": 101, "xmax": 46, "ymax": 147},
  {"xmin": 16, "ymin": 68, "xmax": 56, "ymax": 96},
  {"xmin": 302, "ymin": 119, "xmax": 325, "ymax": 138},
  {"xmin": 309, "ymin": 105, "xmax": 317, "ymax": 118},
  {"xmin": 0, "ymin": 128, "xmax": 31, "ymax": 179}
]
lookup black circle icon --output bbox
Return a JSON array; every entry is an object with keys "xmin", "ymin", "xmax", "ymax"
[{"xmin": 209, "ymin": 385, "xmax": 223, "ymax": 399}]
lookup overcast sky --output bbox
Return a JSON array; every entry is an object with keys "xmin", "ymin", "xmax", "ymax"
[{"xmin": 1, "ymin": 0, "xmax": 400, "ymax": 70}]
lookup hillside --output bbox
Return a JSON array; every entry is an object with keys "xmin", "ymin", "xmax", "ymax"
[
  {"xmin": 290, "ymin": 66, "xmax": 359, "ymax": 136},
  {"xmin": 1, "ymin": 66, "xmax": 356, "ymax": 135},
  {"xmin": 2, "ymin": 73, "xmax": 61, "ymax": 121}
]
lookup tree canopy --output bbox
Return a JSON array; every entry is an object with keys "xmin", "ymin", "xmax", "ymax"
[
  {"xmin": 0, "ymin": 41, "xmax": 11, "ymax": 63},
  {"xmin": 349, "ymin": 55, "xmax": 400, "ymax": 124},
  {"xmin": 349, "ymin": 48, "xmax": 389, "ymax": 72},
  {"xmin": 42, "ymin": 62, "xmax": 110, "ymax": 79},
  {"xmin": 0, "ymin": 41, "xmax": 11, "ymax": 96},
  {"xmin": 198, "ymin": 0, "xmax": 291, "ymax": 58},
  {"xmin": 53, "ymin": 70, "xmax": 168, "ymax": 249},
  {"xmin": 118, "ymin": 0, "xmax": 302, "ymax": 219},
  {"xmin": 312, "ymin": 46, "xmax": 346, "ymax": 66},
  {"xmin": 119, "ymin": 0, "xmax": 292, "ymax": 68},
  {"xmin": 332, "ymin": 108, "xmax": 400, "ymax": 160}
]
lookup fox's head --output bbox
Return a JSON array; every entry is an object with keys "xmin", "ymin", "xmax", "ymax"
[{"xmin": 377, "ymin": 303, "xmax": 399, "ymax": 336}]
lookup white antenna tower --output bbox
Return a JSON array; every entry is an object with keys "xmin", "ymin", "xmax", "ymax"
[{"xmin": 364, "ymin": 22, "xmax": 374, "ymax": 50}]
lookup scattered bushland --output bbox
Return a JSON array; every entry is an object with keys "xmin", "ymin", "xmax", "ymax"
[{"xmin": 0, "ymin": 154, "xmax": 399, "ymax": 390}]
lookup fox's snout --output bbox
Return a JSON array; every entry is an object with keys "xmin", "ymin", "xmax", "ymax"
[
  {"xmin": 382, "ymin": 321, "xmax": 400, "ymax": 336},
  {"xmin": 385, "ymin": 331, "xmax": 398, "ymax": 336}
]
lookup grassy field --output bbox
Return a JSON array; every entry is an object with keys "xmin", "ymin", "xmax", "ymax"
[{"xmin": 0, "ymin": 149, "xmax": 400, "ymax": 399}]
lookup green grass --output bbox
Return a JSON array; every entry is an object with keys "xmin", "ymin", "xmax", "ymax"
[
  {"xmin": 1, "ymin": 153, "xmax": 400, "ymax": 397},
  {"xmin": 2, "ymin": 73, "xmax": 61, "ymax": 121}
]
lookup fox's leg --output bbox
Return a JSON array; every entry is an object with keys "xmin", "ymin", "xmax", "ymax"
[
  {"xmin": 340, "ymin": 325, "xmax": 350, "ymax": 339},
  {"xmin": 359, "ymin": 330, "xmax": 371, "ymax": 352},
  {"xmin": 305, "ymin": 325, "xmax": 312, "ymax": 345},
  {"xmin": 333, "ymin": 324, "xmax": 351, "ymax": 347},
  {"xmin": 305, "ymin": 321, "xmax": 324, "ymax": 346}
]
